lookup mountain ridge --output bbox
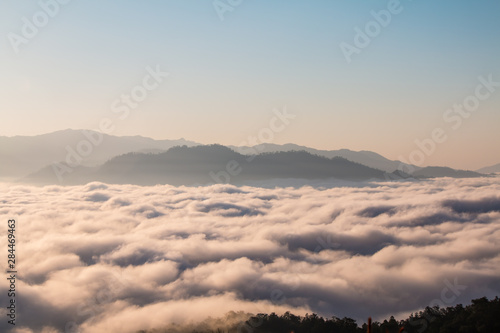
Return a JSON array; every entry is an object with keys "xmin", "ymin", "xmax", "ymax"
[
  {"xmin": 23, "ymin": 144, "xmax": 488, "ymax": 187},
  {"xmin": 1, "ymin": 130, "xmax": 492, "ymax": 184},
  {"xmin": 476, "ymin": 163, "xmax": 500, "ymax": 174},
  {"xmin": 25, "ymin": 144, "xmax": 391, "ymax": 186},
  {"xmin": 0, "ymin": 129, "xmax": 198, "ymax": 179}
]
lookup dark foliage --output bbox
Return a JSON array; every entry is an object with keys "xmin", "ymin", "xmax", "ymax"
[
  {"xmin": 400, "ymin": 297, "xmax": 500, "ymax": 333},
  {"xmin": 164, "ymin": 296, "xmax": 500, "ymax": 333}
]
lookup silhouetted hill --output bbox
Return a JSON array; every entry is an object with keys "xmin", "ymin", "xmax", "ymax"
[
  {"xmin": 25, "ymin": 145, "xmax": 389, "ymax": 186},
  {"xmin": 93, "ymin": 145, "xmax": 390, "ymax": 186},
  {"xmin": 23, "ymin": 163, "xmax": 97, "ymax": 185},
  {"xmin": 5, "ymin": 130, "xmax": 487, "ymax": 184},
  {"xmin": 412, "ymin": 166, "xmax": 484, "ymax": 179},
  {"xmin": 230, "ymin": 143, "xmax": 415, "ymax": 173},
  {"xmin": 246, "ymin": 151, "xmax": 385, "ymax": 180},
  {"xmin": 97, "ymin": 144, "xmax": 244, "ymax": 186},
  {"xmin": 477, "ymin": 162, "xmax": 500, "ymax": 174},
  {"xmin": 2, "ymin": 130, "xmax": 414, "ymax": 181},
  {"xmin": 23, "ymin": 145, "xmax": 490, "ymax": 186},
  {"xmin": 0, "ymin": 129, "xmax": 198, "ymax": 179}
]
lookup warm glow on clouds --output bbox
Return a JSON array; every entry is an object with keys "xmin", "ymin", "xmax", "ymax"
[{"xmin": 1, "ymin": 178, "xmax": 499, "ymax": 332}]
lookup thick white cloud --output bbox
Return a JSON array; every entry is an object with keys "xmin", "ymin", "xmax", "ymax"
[{"xmin": 1, "ymin": 177, "xmax": 500, "ymax": 332}]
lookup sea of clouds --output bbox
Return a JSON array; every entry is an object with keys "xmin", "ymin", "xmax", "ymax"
[{"xmin": 1, "ymin": 177, "xmax": 500, "ymax": 333}]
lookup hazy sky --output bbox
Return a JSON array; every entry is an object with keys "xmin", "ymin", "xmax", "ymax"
[{"xmin": 1, "ymin": 0, "xmax": 499, "ymax": 169}]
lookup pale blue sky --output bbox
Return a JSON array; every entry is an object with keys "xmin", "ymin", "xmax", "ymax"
[{"xmin": 1, "ymin": 0, "xmax": 499, "ymax": 169}]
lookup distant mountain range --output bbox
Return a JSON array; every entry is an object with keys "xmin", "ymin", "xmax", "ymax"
[
  {"xmin": 412, "ymin": 166, "xmax": 484, "ymax": 179},
  {"xmin": 25, "ymin": 145, "xmax": 395, "ymax": 186},
  {"xmin": 24, "ymin": 146, "xmax": 485, "ymax": 187},
  {"xmin": 477, "ymin": 163, "xmax": 500, "ymax": 174},
  {"xmin": 0, "ymin": 129, "xmax": 197, "ymax": 179},
  {"xmin": 0, "ymin": 129, "xmax": 492, "ymax": 186},
  {"xmin": 228, "ymin": 143, "xmax": 415, "ymax": 173}
]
